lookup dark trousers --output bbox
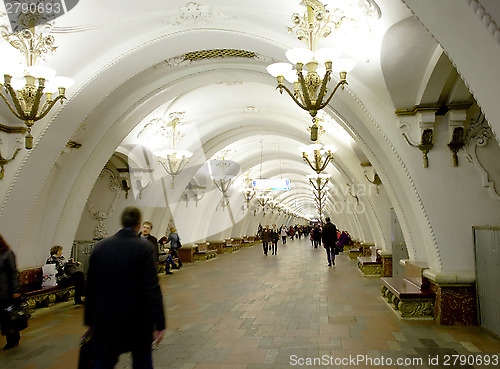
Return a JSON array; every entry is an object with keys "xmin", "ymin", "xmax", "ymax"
[
  {"xmin": 262, "ymin": 242, "xmax": 269, "ymax": 255},
  {"xmin": 93, "ymin": 347, "xmax": 153, "ymax": 369},
  {"xmin": 325, "ymin": 245, "xmax": 336, "ymax": 266},
  {"xmin": 165, "ymin": 254, "xmax": 178, "ymax": 272},
  {"xmin": 61, "ymin": 271, "xmax": 85, "ymax": 302},
  {"xmin": 281, "ymin": 236, "xmax": 286, "ymax": 244},
  {"xmin": 0, "ymin": 301, "xmax": 21, "ymax": 347},
  {"xmin": 271, "ymin": 242, "xmax": 278, "ymax": 255},
  {"xmin": 6, "ymin": 331, "xmax": 20, "ymax": 346},
  {"xmin": 170, "ymin": 248, "xmax": 182, "ymax": 266}
]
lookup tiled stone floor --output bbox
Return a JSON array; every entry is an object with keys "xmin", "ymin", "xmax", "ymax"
[{"xmin": 1, "ymin": 237, "xmax": 499, "ymax": 368}]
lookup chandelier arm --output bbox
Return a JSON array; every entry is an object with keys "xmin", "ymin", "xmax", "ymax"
[
  {"xmin": 314, "ymin": 71, "xmax": 332, "ymax": 109},
  {"xmin": 27, "ymin": 85, "xmax": 46, "ymax": 121},
  {"xmin": 318, "ymin": 80, "xmax": 348, "ymax": 110},
  {"xmin": 318, "ymin": 155, "xmax": 332, "ymax": 172},
  {"xmin": 31, "ymin": 93, "xmax": 64, "ymax": 122},
  {"xmin": 296, "ymin": 71, "xmax": 314, "ymax": 110},
  {"xmin": 303, "ymin": 155, "xmax": 317, "ymax": 172},
  {"xmin": 3, "ymin": 84, "xmax": 26, "ymax": 118},
  {"xmin": 278, "ymin": 84, "xmax": 308, "ymax": 111},
  {"xmin": 0, "ymin": 90, "xmax": 24, "ymax": 120}
]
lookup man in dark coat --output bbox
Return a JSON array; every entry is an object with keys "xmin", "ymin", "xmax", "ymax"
[
  {"xmin": 138, "ymin": 221, "xmax": 158, "ymax": 261},
  {"xmin": 85, "ymin": 207, "xmax": 165, "ymax": 368},
  {"xmin": 321, "ymin": 217, "xmax": 338, "ymax": 266},
  {"xmin": 270, "ymin": 224, "xmax": 280, "ymax": 255}
]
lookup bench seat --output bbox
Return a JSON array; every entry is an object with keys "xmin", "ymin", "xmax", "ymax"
[
  {"xmin": 347, "ymin": 247, "xmax": 363, "ymax": 259},
  {"xmin": 18, "ymin": 268, "xmax": 75, "ymax": 311},
  {"xmin": 357, "ymin": 256, "xmax": 382, "ymax": 276},
  {"xmin": 193, "ymin": 249, "xmax": 217, "ymax": 261},
  {"xmin": 381, "ymin": 276, "xmax": 435, "ymax": 318}
]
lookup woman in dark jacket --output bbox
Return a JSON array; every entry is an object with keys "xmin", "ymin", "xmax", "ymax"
[
  {"xmin": 0, "ymin": 234, "xmax": 21, "ymax": 350},
  {"xmin": 46, "ymin": 245, "xmax": 85, "ymax": 304},
  {"xmin": 261, "ymin": 225, "xmax": 271, "ymax": 256},
  {"xmin": 165, "ymin": 227, "xmax": 183, "ymax": 267}
]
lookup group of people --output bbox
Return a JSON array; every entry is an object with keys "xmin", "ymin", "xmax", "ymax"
[
  {"xmin": 258, "ymin": 224, "xmax": 284, "ymax": 255},
  {"xmin": 256, "ymin": 219, "xmax": 352, "ymax": 267},
  {"xmin": 0, "ymin": 207, "xmax": 179, "ymax": 368},
  {"xmin": 138, "ymin": 221, "xmax": 183, "ymax": 275}
]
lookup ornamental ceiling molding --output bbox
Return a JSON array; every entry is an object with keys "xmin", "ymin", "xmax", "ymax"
[
  {"xmin": 171, "ymin": 2, "xmax": 234, "ymax": 25},
  {"xmin": 465, "ymin": 113, "xmax": 500, "ymax": 200},
  {"xmin": 465, "ymin": 0, "xmax": 500, "ymax": 44}
]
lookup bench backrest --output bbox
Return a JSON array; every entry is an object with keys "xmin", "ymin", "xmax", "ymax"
[
  {"xmin": 18, "ymin": 268, "xmax": 43, "ymax": 292},
  {"xmin": 404, "ymin": 261, "xmax": 430, "ymax": 289}
]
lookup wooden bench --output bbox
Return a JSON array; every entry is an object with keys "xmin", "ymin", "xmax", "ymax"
[
  {"xmin": 177, "ymin": 244, "xmax": 198, "ymax": 263},
  {"xmin": 18, "ymin": 268, "xmax": 75, "ymax": 311},
  {"xmin": 380, "ymin": 261, "xmax": 435, "ymax": 318},
  {"xmin": 357, "ymin": 246, "xmax": 382, "ymax": 276},
  {"xmin": 193, "ymin": 243, "xmax": 218, "ymax": 261},
  {"xmin": 223, "ymin": 239, "xmax": 241, "ymax": 253},
  {"xmin": 207, "ymin": 241, "xmax": 225, "ymax": 254},
  {"xmin": 347, "ymin": 246, "xmax": 363, "ymax": 259}
]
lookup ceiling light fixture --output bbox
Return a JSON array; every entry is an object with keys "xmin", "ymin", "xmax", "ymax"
[
  {"xmin": 300, "ymin": 143, "xmax": 337, "ymax": 174},
  {"xmin": 0, "ymin": 16, "xmax": 74, "ymax": 149},
  {"xmin": 156, "ymin": 113, "xmax": 193, "ymax": 189},
  {"xmin": 267, "ymin": 0, "xmax": 355, "ymax": 141}
]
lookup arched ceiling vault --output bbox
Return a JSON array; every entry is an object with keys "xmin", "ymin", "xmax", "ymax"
[{"xmin": 3, "ymin": 0, "xmax": 490, "ymax": 273}]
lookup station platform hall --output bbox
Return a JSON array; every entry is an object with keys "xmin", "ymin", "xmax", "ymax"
[
  {"xmin": 1, "ymin": 239, "xmax": 499, "ymax": 369},
  {"xmin": 1, "ymin": 1, "xmax": 500, "ymax": 368}
]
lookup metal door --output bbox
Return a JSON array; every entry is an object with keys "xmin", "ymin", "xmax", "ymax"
[
  {"xmin": 474, "ymin": 227, "xmax": 500, "ymax": 337},
  {"xmin": 71, "ymin": 240, "xmax": 97, "ymax": 275},
  {"xmin": 391, "ymin": 209, "xmax": 408, "ymax": 278}
]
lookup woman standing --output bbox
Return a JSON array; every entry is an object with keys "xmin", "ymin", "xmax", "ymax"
[
  {"xmin": 0, "ymin": 234, "xmax": 21, "ymax": 350},
  {"xmin": 166, "ymin": 227, "xmax": 183, "ymax": 267},
  {"xmin": 280, "ymin": 225, "xmax": 287, "ymax": 244},
  {"xmin": 261, "ymin": 225, "xmax": 271, "ymax": 256}
]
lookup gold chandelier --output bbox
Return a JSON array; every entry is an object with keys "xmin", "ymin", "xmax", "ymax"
[
  {"xmin": 301, "ymin": 143, "xmax": 337, "ymax": 174},
  {"xmin": 267, "ymin": 1, "xmax": 355, "ymax": 140},
  {"xmin": 156, "ymin": 114, "xmax": 193, "ymax": 189},
  {"xmin": 307, "ymin": 173, "xmax": 330, "ymax": 222},
  {"xmin": 0, "ymin": 19, "xmax": 74, "ymax": 149}
]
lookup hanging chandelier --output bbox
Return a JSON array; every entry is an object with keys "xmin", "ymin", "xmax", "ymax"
[
  {"xmin": 301, "ymin": 143, "xmax": 337, "ymax": 174},
  {"xmin": 307, "ymin": 173, "xmax": 330, "ymax": 222},
  {"xmin": 156, "ymin": 114, "xmax": 193, "ymax": 189},
  {"xmin": 210, "ymin": 157, "xmax": 237, "ymax": 205},
  {"xmin": 267, "ymin": 1, "xmax": 355, "ymax": 140},
  {"xmin": 0, "ymin": 18, "xmax": 74, "ymax": 149},
  {"xmin": 240, "ymin": 172, "xmax": 255, "ymax": 209},
  {"xmin": 256, "ymin": 194, "xmax": 271, "ymax": 216}
]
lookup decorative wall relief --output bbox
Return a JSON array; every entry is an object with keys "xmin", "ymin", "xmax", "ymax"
[
  {"xmin": 0, "ymin": 137, "xmax": 22, "ymax": 179},
  {"xmin": 465, "ymin": 113, "xmax": 500, "ymax": 200},
  {"xmin": 87, "ymin": 168, "xmax": 123, "ymax": 239},
  {"xmin": 171, "ymin": 2, "xmax": 231, "ymax": 25}
]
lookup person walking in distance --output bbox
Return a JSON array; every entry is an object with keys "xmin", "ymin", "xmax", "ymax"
[
  {"xmin": 85, "ymin": 207, "xmax": 165, "ymax": 368},
  {"xmin": 165, "ymin": 227, "xmax": 183, "ymax": 268},
  {"xmin": 261, "ymin": 225, "xmax": 271, "ymax": 256},
  {"xmin": 321, "ymin": 217, "xmax": 338, "ymax": 267},
  {"xmin": 270, "ymin": 224, "xmax": 280, "ymax": 255},
  {"xmin": 280, "ymin": 225, "xmax": 287, "ymax": 244}
]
